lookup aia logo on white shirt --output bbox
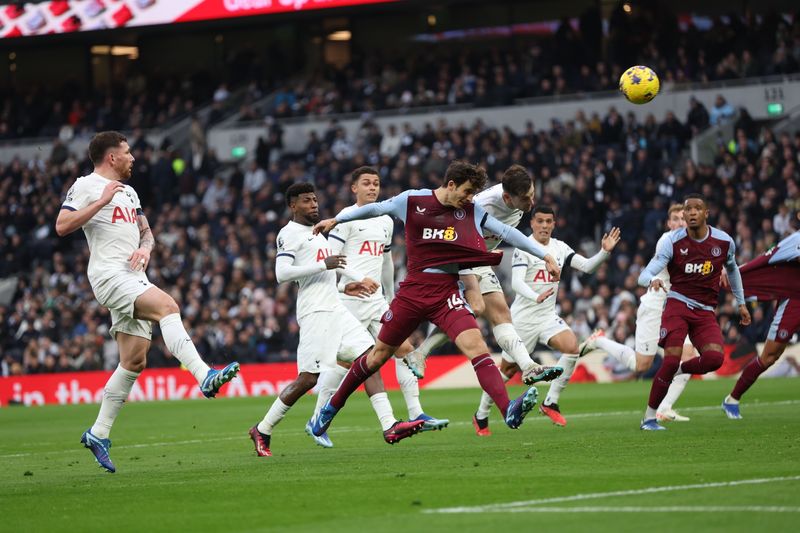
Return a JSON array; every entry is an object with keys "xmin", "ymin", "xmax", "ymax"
[
  {"xmin": 358, "ymin": 242, "xmax": 385, "ymax": 256},
  {"xmin": 316, "ymin": 248, "xmax": 331, "ymax": 262},
  {"xmin": 532, "ymin": 269, "xmax": 557, "ymax": 282},
  {"xmin": 111, "ymin": 206, "xmax": 137, "ymax": 224}
]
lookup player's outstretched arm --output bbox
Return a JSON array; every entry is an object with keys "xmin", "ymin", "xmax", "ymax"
[
  {"xmin": 313, "ymin": 192, "xmax": 411, "ymax": 234},
  {"xmin": 55, "ymin": 180, "xmax": 124, "ymax": 236},
  {"xmin": 481, "ymin": 212, "xmax": 561, "ymax": 280},
  {"xmin": 569, "ymin": 227, "xmax": 620, "ymax": 274}
]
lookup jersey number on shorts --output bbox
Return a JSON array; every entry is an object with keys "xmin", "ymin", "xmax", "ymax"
[{"xmin": 447, "ymin": 293, "xmax": 466, "ymax": 310}]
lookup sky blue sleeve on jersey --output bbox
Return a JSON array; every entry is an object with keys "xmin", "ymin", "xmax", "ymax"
[
  {"xmin": 723, "ymin": 236, "xmax": 746, "ymax": 305},
  {"xmin": 480, "ymin": 210, "xmax": 547, "ymax": 259},
  {"xmin": 335, "ymin": 189, "xmax": 429, "ymax": 224},
  {"xmin": 769, "ymin": 231, "xmax": 800, "ymax": 264},
  {"xmin": 638, "ymin": 232, "xmax": 674, "ymax": 286}
]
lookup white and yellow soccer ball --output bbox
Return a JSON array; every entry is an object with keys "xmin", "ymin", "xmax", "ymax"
[{"xmin": 618, "ymin": 65, "xmax": 660, "ymax": 104}]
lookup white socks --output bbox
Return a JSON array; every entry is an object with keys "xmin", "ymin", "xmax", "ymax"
[
  {"xmin": 416, "ymin": 325, "xmax": 450, "ymax": 358},
  {"xmin": 90, "ymin": 364, "xmax": 140, "ymax": 439},
  {"xmin": 476, "ymin": 372, "xmax": 511, "ymax": 420},
  {"xmin": 257, "ymin": 398, "xmax": 291, "ymax": 435},
  {"xmin": 594, "ymin": 337, "xmax": 636, "ymax": 372},
  {"xmin": 493, "ymin": 323, "xmax": 534, "ymax": 371},
  {"xmin": 645, "ymin": 406, "xmax": 658, "ymax": 420},
  {"xmin": 369, "ymin": 392, "xmax": 397, "ymax": 431},
  {"xmin": 159, "ymin": 313, "xmax": 210, "ymax": 383},
  {"xmin": 594, "ymin": 336, "xmax": 637, "ymax": 372},
  {"xmin": 725, "ymin": 394, "xmax": 739, "ymax": 405},
  {"xmin": 313, "ymin": 365, "xmax": 348, "ymax": 416},
  {"xmin": 660, "ymin": 373, "xmax": 690, "ymax": 411},
  {"xmin": 544, "ymin": 354, "xmax": 577, "ymax": 406},
  {"xmin": 395, "ymin": 357, "xmax": 423, "ymax": 419}
]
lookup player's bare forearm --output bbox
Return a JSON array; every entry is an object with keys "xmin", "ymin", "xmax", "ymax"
[
  {"xmin": 55, "ymin": 201, "xmax": 105, "ymax": 236},
  {"xmin": 138, "ymin": 214, "xmax": 155, "ymax": 252}
]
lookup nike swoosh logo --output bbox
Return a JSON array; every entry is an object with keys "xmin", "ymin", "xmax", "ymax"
[{"xmin": 358, "ymin": 228, "xmax": 367, "ymax": 232}]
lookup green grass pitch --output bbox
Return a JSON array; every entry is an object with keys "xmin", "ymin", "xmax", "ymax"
[{"xmin": 1, "ymin": 378, "xmax": 798, "ymax": 532}]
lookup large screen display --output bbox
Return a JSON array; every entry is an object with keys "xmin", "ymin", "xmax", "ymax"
[{"xmin": 0, "ymin": 0, "xmax": 399, "ymax": 39}]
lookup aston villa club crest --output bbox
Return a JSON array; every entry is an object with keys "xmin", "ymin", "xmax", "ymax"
[{"xmin": 711, "ymin": 246, "xmax": 722, "ymax": 257}]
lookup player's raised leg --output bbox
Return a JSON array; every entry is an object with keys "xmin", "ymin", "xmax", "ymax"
[
  {"xmin": 134, "ymin": 286, "xmax": 239, "ymax": 397},
  {"xmin": 81, "ymin": 331, "xmax": 148, "ymax": 473}
]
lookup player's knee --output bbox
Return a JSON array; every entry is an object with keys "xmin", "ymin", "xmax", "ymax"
[
  {"xmin": 162, "ymin": 297, "xmax": 180, "ymax": 317},
  {"xmin": 701, "ymin": 349, "xmax": 724, "ymax": 371},
  {"xmin": 760, "ymin": 354, "xmax": 779, "ymax": 367},
  {"xmin": 659, "ymin": 356, "xmax": 681, "ymax": 377},
  {"xmin": 123, "ymin": 358, "xmax": 146, "ymax": 373}
]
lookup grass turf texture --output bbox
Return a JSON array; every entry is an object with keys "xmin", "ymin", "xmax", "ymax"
[{"xmin": 1, "ymin": 378, "xmax": 798, "ymax": 532}]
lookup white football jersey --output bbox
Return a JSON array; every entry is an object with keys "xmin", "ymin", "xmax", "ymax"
[
  {"xmin": 510, "ymin": 236, "xmax": 574, "ymax": 322},
  {"xmin": 329, "ymin": 204, "xmax": 393, "ymax": 304},
  {"xmin": 276, "ymin": 221, "xmax": 341, "ymax": 318},
  {"xmin": 475, "ymin": 184, "xmax": 524, "ymax": 250},
  {"xmin": 639, "ymin": 231, "xmax": 672, "ymax": 310},
  {"xmin": 61, "ymin": 173, "xmax": 142, "ymax": 284}
]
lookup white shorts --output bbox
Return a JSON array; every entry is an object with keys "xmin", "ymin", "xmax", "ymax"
[
  {"xmin": 502, "ymin": 314, "xmax": 570, "ymax": 363},
  {"xmin": 635, "ymin": 304, "xmax": 690, "ymax": 356},
  {"xmin": 296, "ymin": 308, "xmax": 375, "ymax": 374},
  {"xmin": 341, "ymin": 297, "xmax": 388, "ymax": 340},
  {"xmin": 460, "ymin": 265, "xmax": 503, "ymax": 294},
  {"xmin": 91, "ymin": 272, "xmax": 153, "ymax": 340}
]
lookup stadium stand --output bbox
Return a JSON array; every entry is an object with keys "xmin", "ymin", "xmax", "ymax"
[{"xmin": 1, "ymin": 99, "xmax": 797, "ymax": 375}]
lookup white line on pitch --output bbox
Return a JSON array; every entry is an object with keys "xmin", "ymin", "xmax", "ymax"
[
  {"xmin": 483, "ymin": 506, "xmax": 800, "ymax": 513},
  {"xmin": 424, "ymin": 475, "xmax": 800, "ymax": 514}
]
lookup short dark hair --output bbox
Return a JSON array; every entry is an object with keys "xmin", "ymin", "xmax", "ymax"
[
  {"xmin": 89, "ymin": 131, "xmax": 127, "ymax": 165},
  {"xmin": 684, "ymin": 193, "xmax": 707, "ymax": 206},
  {"xmin": 533, "ymin": 205, "xmax": 555, "ymax": 217},
  {"xmin": 501, "ymin": 164, "xmax": 533, "ymax": 197},
  {"xmin": 443, "ymin": 160, "xmax": 487, "ymax": 190},
  {"xmin": 286, "ymin": 182, "xmax": 315, "ymax": 206},
  {"xmin": 351, "ymin": 166, "xmax": 380, "ymax": 183}
]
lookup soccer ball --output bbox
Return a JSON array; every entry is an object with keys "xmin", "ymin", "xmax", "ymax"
[{"xmin": 618, "ymin": 66, "xmax": 660, "ymax": 105}]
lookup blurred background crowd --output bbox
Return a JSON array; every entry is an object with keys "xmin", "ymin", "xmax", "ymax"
[{"xmin": 1, "ymin": 1, "xmax": 799, "ymax": 376}]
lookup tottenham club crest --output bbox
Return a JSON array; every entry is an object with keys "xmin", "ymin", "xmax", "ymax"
[
  {"xmin": 711, "ymin": 246, "xmax": 722, "ymax": 257},
  {"xmin": 454, "ymin": 208, "xmax": 466, "ymax": 220}
]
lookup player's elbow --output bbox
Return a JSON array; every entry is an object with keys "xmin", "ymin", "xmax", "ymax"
[{"xmin": 54, "ymin": 220, "xmax": 71, "ymax": 237}]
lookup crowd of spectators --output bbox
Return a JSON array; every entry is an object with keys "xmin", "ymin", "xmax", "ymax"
[
  {"xmin": 255, "ymin": 8, "xmax": 800, "ymax": 120},
  {"xmin": 1, "ymin": 91, "xmax": 798, "ymax": 376}
]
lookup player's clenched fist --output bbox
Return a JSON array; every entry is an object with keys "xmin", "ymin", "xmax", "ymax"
[
  {"xmin": 324, "ymin": 254, "xmax": 347, "ymax": 270},
  {"xmin": 99, "ymin": 181, "xmax": 125, "ymax": 205}
]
